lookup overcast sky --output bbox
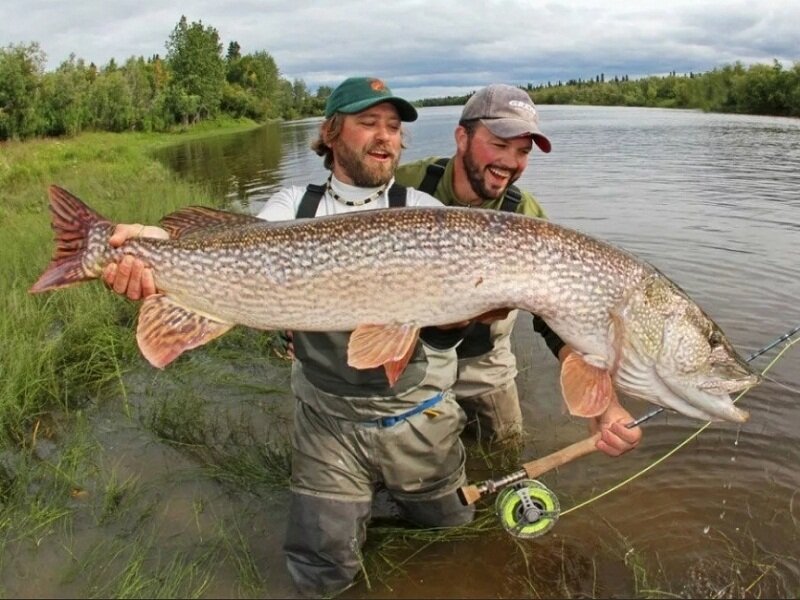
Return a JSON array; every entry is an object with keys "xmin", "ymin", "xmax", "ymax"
[{"xmin": 2, "ymin": 0, "xmax": 797, "ymax": 100}]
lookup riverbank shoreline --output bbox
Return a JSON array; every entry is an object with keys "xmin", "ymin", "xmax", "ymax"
[{"xmin": 0, "ymin": 117, "xmax": 303, "ymax": 597}]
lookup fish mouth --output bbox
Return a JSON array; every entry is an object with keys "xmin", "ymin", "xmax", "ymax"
[
  {"xmin": 617, "ymin": 372, "xmax": 750, "ymax": 423},
  {"xmin": 614, "ymin": 352, "xmax": 751, "ymax": 423},
  {"xmin": 698, "ymin": 371, "xmax": 762, "ymax": 395}
]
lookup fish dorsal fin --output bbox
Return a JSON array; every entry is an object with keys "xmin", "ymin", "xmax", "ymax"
[
  {"xmin": 347, "ymin": 324, "xmax": 420, "ymax": 387},
  {"xmin": 560, "ymin": 352, "xmax": 616, "ymax": 418},
  {"xmin": 159, "ymin": 206, "xmax": 263, "ymax": 239},
  {"xmin": 137, "ymin": 294, "xmax": 233, "ymax": 368}
]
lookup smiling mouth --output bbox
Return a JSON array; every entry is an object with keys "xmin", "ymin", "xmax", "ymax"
[
  {"xmin": 367, "ymin": 148, "xmax": 393, "ymax": 161},
  {"xmin": 487, "ymin": 166, "xmax": 512, "ymax": 181}
]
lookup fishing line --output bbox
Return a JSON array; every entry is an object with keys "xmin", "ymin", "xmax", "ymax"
[
  {"xmin": 560, "ymin": 325, "xmax": 800, "ymax": 517},
  {"xmin": 360, "ymin": 326, "xmax": 800, "ymax": 585}
]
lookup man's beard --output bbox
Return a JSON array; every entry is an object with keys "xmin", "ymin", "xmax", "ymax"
[
  {"xmin": 335, "ymin": 142, "xmax": 399, "ymax": 187},
  {"xmin": 463, "ymin": 140, "xmax": 519, "ymax": 201}
]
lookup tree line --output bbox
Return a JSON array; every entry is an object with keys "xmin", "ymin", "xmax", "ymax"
[
  {"xmin": 418, "ymin": 61, "xmax": 800, "ymax": 117},
  {"xmin": 0, "ymin": 16, "xmax": 331, "ymax": 140},
  {"xmin": 3, "ymin": 15, "xmax": 798, "ymax": 143}
]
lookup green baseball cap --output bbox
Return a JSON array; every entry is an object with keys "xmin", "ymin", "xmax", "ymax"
[{"xmin": 325, "ymin": 77, "xmax": 418, "ymax": 121}]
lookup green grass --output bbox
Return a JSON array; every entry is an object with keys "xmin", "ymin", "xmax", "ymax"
[
  {"xmin": 62, "ymin": 532, "xmax": 217, "ymax": 599},
  {"xmin": 0, "ymin": 120, "xmax": 260, "ymax": 444},
  {"xmin": 0, "ymin": 120, "xmax": 292, "ymax": 598}
]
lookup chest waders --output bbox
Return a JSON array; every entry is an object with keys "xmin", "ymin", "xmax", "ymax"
[{"xmin": 292, "ymin": 181, "xmax": 446, "ymax": 420}]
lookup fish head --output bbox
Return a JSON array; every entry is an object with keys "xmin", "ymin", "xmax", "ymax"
[{"xmin": 613, "ymin": 275, "xmax": 761, "ymax": 423}]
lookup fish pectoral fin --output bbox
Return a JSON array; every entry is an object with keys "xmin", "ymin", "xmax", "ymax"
[
  {"xmin": 136, "ymin": 294, "xmax": 233, "ymax": 368},
  {"xmin": 347, "ymin": 324, "xmax": 420, "ymax": 387},
  {"xmin": 560, "ymin": 353, "xmax": 616, "ymax": 418},
  {"xmin": 159, "ymin": 206, "xmax": 263, "ymax": 239}
]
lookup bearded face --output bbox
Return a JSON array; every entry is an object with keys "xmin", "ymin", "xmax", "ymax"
[
  {"xmin": 458, "ymin": 124, "xmax": 533, "ymax": 201},
  {"xmin": 330, "ymin": 103, "xmax": 403, "ymax": 187},
  {"xmin": 334, "ymin": 135, "xmax": 399, "ymax": 187}
]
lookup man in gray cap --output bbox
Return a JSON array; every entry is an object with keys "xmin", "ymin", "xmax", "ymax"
[{"xmin": 395, "ymin": 84, "xmax": 642, "ymax": 456}]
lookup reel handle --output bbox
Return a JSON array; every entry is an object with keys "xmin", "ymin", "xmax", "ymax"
[{"xmin": 458, "ymin": 432, "xmax": 602, "ymax": 506}]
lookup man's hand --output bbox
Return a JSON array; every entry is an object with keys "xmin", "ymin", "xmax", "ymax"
[
  {"xmin": 589, "ymin": 399, "xmax": 642, "ymax": 457},
  {"xmin": 557, "ymin": 346, "xmax": 642, "ymax": 457},
  {"xmin": 102, "ymin": 224, "xmax": 168, "ymax": 300},
  {"xmin": 273, "ymin": 330, "xmax": 295, "ymax": 361}
]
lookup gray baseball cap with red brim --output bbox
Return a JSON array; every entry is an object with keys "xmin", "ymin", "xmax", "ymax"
[{"xmin": 461, "ymin": 84, "xmax": 551, "ymax": 153}]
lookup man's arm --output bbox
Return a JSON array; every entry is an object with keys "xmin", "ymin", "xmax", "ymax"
[{"xmin": 533, "ymin": 315, "xmax": 566, "ymax": 358}]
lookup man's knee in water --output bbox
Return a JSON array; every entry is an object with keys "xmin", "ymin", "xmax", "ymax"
[{"xmin": 284, "ymin": 492, "xmax": 371, "ymax": 597}]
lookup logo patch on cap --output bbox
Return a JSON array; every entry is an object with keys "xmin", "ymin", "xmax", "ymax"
[
  {"xmin": 370, "ymin": 79, "xmax": 386, "ymax": 92},
  {"xmin": 509, "ymin": 100, "xmax": 536, "ymax": 116}
]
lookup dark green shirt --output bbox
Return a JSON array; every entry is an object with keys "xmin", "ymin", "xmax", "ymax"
[{"xmin": 394, "ymin": 156, "xmax": 547, "ymax": 218}]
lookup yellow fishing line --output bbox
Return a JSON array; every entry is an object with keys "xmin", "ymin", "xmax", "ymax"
[{"xmin": 561, "ymin": 335, "xmax": 800, "ymax": 517}]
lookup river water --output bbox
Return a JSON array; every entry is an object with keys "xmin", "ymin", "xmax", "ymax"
[{"xmin": 153, "ymin": 105, "xmax": 800, "ymax": 598}]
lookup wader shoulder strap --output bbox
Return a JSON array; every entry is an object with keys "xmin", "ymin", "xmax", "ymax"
[
  {"xmin": 387, "ymin": 183, "xmax": 407, "ymax": 207},
  {"xmin": 297, "ymin": 183, "xmax": 327, "ymax": 218},
  {"xmin": 500, "ymin": 185, "xmax": 522, "ymax": 213},
  {"xmin": 298, "ymin": 182, "xmax": 406, "ymax": 217},
  {"xmin": 418, "ymin": 157, "xmax": 450, "ymax": 196}
]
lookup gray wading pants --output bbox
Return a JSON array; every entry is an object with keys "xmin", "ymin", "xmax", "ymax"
[
  {"xmin": 284, "ymin": 392, "xmax": 475, "ymax": 598},
  {"xmin": 457, "ymin": 380, "xmax": 523, "ymax": 443},
  {"xmin": 454, "ymin": 311, "xmax": 523, "ymax": 443}
]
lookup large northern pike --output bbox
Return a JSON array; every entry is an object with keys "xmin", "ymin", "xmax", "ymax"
[{"xmin": 31, "ymin": 185, "xmax": 760, "ymax": 423}]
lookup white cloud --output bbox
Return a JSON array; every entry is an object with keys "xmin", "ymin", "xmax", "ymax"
[{"xmin": 1, "ymin": 0, "xmax": 796, "ymax": 95}]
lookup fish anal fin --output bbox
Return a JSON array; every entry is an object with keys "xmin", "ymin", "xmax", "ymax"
[
  {"xmin": 160, "ymin": 206, "xmax": 263, "ymax": 239},
  {"xmin": 560, "ymin": 353, "xmax": 616, "ymax": 418},
  {"xmin": 137, "ymin": 294, "xmax": 233, "ymax": 368},
  {"xmin": 347, "ymin": 324, "xmax": 420, "ymax": 386}
]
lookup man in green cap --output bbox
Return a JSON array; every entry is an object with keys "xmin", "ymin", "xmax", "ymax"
[
  {"xmin": 395, "ymin": 84, "xmax": 643, "ymax": 454},
  {"xmin": 257, "ymin": 76, "xmax": 482, "ymax": 596},
  {"xmin": 103, "ymin": 76, "xmax": 478, "ymax": 598}
]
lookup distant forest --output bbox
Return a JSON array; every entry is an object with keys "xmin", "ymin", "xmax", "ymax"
[
  {"xmin": 418, "ymin": 61, "xmax": 800, "ymax": 117},
  {"xmin": 0, "ymin": 16, "xmax": 332, "ymax": 140},
  {"xmin": 2, "ymin": 14, "xmax": 798, "ymax": 141}
]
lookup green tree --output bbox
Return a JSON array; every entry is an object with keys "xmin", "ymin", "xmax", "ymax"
[
  {"xmin": 165, "ymin": 15, "xmax": 226, "ymax": 124},
  {"xmin": 88, "ymin": 68, "xmax": 134, "ymax": 131},
  {"xmin": 225, "ymin": 50, "xmax": 283, "ymax": 117},
  {"xmin": 226, "ymin": 41, "xmax": 241, "ymax": 62},
  {"xmin": 0, "ymin": 43, "xmax": 46, "ymax": 139},
  {"xmin": 733, "ymin": 60, "xmax": 789, "ymax": 114},
  {"xmin": 39, "ymin": 54, "xmax": 92, "ymax": 136}
]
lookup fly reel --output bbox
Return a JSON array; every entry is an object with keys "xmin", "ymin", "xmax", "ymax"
[{"xmin": 495, "ymin": 479, "xmax": 560, "ymax": 538}]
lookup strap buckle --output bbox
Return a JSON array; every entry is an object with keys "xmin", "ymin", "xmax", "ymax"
[{"xmin": 371, "ymin": 392, "xmax": 445, "ymax": 428}]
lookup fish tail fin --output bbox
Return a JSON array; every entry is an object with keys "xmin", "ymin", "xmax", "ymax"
[{"xmin": 29, "ymin": 185, "xmax": 114, "ymax": 293}]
